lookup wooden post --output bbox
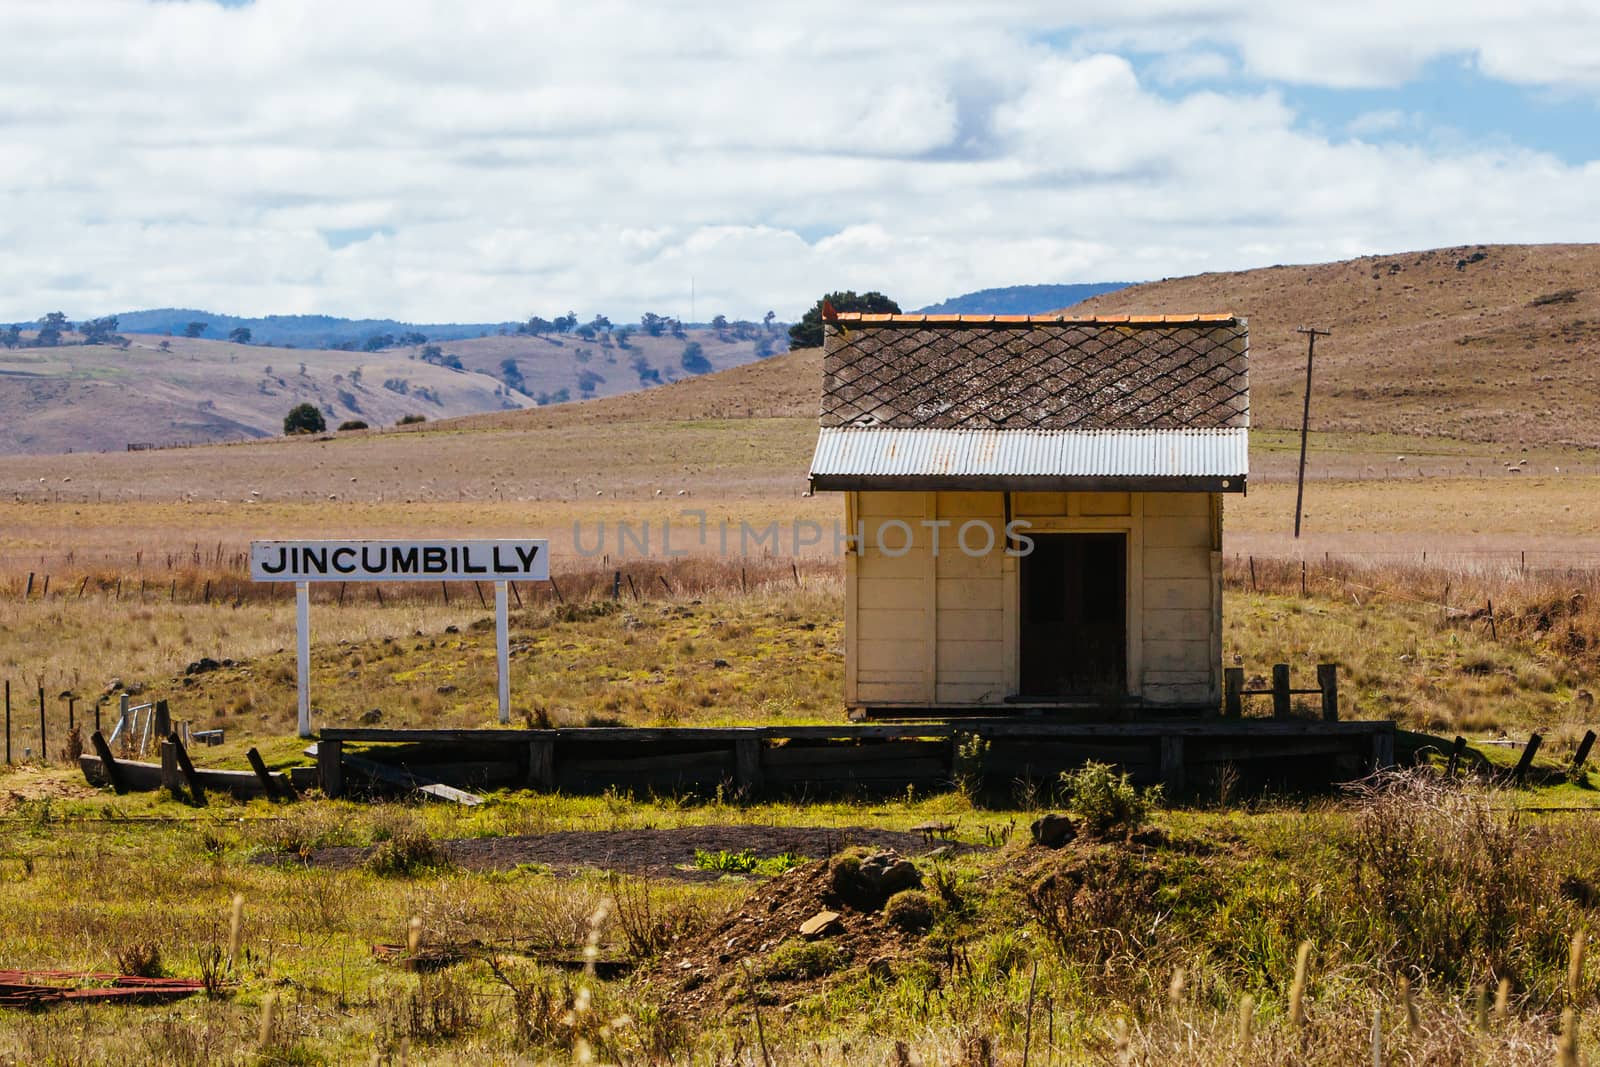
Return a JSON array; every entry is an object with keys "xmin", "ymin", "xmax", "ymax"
[
  {"xmin": 1572, "ymin": 731, "xmax": 1597, "ymax": 779},
  {"xmin": 549, "ymin": 577, "xmax": 565, "ymax": 604},
  {"xmin": 1159, "ymin": 734, "xmax": 1186, "ymax": 795},
  {"xmin": 168, "ymin": 733, "xmax": 206, "ymax": 805},
  {"xmin": 24, "ymin": 572, "xmax": 33, "ymax": 599},
  {"xmin": 246, "ymin": 747, "xmax": 281, "ymax": 801},
  {"xmin": 1293, "ymin": 326, "xmax": 1329, "ymax": 539},
  {"xmin": 1224, "ymin": 668, "xmax": 1244, "ymax": 718},
  {"xmin": 440, "ymin": 581, "xmax": 449, "ymax": 606},
  {"xmin": 4, "ymin": 679, "xmax": 10, "ymax": 764},
  {"xmin": 153, "ymin": 699, "xmax": 171, "ymax": 740},
  {"xmin": 526, "ymin": 739, "xmax": 555, "ymax": 791},
  {"xmin": 658, "ymin": 575, "xmax": 673, "ymax": 597},
  {"xmin": 90, "ymin": 730, "xmax": 126, "ymax": 794},
  {"xmin": 66, "ymin": 696, "xmax": 75, "ymax": 731},
  {"xmin": 474, "ymin": 581, "xmax": 487, "ymax": 609},
  {"xmin": 1300, "ymin": 561, "xmax": 1307, "ymax": 596},
  {"xmin": 37, "ymin": 686, "xmax": 45, "ymax": 761},
  {"xmin": 1487, "ymin": 600, "xmax": 1497, "ymax": 641},
  {"xmin": 160, "ymin": 739, "xmax": 183, "ymax": 800},
  {"xmin": 1248, "ymin": 556, "xmax": 1256, "ymax": 591},
  {"xmin": 612, "ymin": 570, "xmax": 621, "ymax": 600},
  {"xmin": 1513, "ymin": 733, "xmax": 1543, "ymax": 782},
  {"xmin": 1446, "ymin": 735, "xmax": 1467, "ymax": 777},
  {"xmin": 734, "ymin": 737, "xmax": 763, "ymax": 797},
  {"xmin": 1317, "ymin": 663, "xmax": 1338, "ymax": 721},
  {"xmin": 1370, "ymin": 729, "xmax": 1395, "ymax": 771},
  {"xmin": 1272, "ymin": 664, "xmax": 1291, "ymax": 718},
  {"xmin": 317, "ymin": 738, "xmax": 344, "ymax": 798}
]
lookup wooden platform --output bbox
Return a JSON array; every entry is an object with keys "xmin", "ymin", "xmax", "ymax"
[{"xmin": 316, "ymin": 719, "xmax": 1397, "ymax": 800}]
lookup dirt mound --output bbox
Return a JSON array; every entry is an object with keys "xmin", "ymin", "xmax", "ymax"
[
  {"xmin": 286, "ymin": 825, "xmax": 978, "ymax": 880},
  {"xmin": 640, "ymin": 847, "xmax": 959, "ymax": 1018}
]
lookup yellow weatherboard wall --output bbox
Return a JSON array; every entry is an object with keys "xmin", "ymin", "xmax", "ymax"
[{"xmin": 844, "ymin": 489, "xmax": 1223, "ymax": 711}]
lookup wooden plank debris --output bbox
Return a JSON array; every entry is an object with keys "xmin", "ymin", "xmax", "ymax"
[{"xmin": 340, "ymin": 750, "xmax": 484, "ymax": 806}]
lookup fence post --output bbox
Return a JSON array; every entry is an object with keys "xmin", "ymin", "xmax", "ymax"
[
  {"xmin": 612, "ymin": 571, "xmax": 621, "ymax": 600},
  {"xmin": 37, "ymin": 686, "xmax": 45, "ymax": 762},
  {"xmin": 317, "ymin": 739, "xmax": 344, "ymax": 798},
  {"xmin": 153, "ymin": 699, "xmax": 171, "ymax": 739},
  {"xmin": 1572, "ymin": 730, "xmax": 1597, "ymax": 780},
  {"xmin": 1272, "ymin": 664, "xmax": 1291, "ymax": 718},
  {"xmin": 1317, "ymin": 664, "xmax": 1339, "ymax": 721},
  {"xmin": 90, "ymin": 731, "xmax": 126, "ymax": 794},
  {"xmin": 1513, "ymin": 733, "xmax": 1543, "ymax": 782},
  {"xmin": 4, "ymin": 679, "xmax": 10, "ymax": 764},
  {"xmin": 1446, "ymin": 735, "xmax": 1467, "ymax": 777},
  {"xmin": 1224, "ymin": 668, "xmax": 1244, "ymax": 718}
]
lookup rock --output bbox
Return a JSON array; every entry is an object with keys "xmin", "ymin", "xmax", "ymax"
[
  {"xmin": 444, "ymin": 625, "xmax": 460, "ymax": 634},
  {"xmin": 105, "ymin": 678, "xmax": 123, "ymax": 694},
  {"xmin": 799, "ymin": 910, "xmax": 843, "ymax": 939},
  {"xmin": 185, "ymin": 657, "xmax": 222, "ymax": 676},
  {"xmin": 712, "ymin": 658, "xmax": 730, "ymax": 669},
  {"xmin": 436, "ymin": 685, "xmax": 457, "ymax": 695},
  {"xmin": 1031, "ymin": 812, "xmax": 1077, "ymax": 848},
  {"xmin": 858, "ymin": 851, "xmax": 922, "ymax": 900},
  {"xmin": 359, "ymin": 708, "xmax": 383, "ymax": 724}
]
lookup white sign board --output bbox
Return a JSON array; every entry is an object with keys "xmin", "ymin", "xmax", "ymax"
[
  {"xmin": 249, "ymin": 538, "xmax": 548, "ymax": 737},
  {"xmin": 250, "ymin": 539, "xmax": 548, "ymax": 583}
]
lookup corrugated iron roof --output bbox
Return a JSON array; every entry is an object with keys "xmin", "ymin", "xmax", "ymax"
[{"xmin": 809, "ymin": 427, "xmax": 1247, "ymax": 493}]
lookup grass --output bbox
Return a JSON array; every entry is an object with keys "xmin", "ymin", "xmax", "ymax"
[{"xmin": 0, "ymin": 774, "xmax": 1593, "ymax": 1062}]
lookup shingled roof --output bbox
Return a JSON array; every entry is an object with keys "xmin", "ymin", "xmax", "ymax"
[
  {"xmin": 810, "ymin": 314, "xmax": 1250, "ymax": 493},
  {"xmin": 820, "ymin": 314, "xmax": 1249, "ymax": 431}
]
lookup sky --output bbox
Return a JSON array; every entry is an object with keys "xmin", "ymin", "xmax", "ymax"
[{"xmin": 1, "ymin": 0, "xmax": 1597, "ymax": 324}]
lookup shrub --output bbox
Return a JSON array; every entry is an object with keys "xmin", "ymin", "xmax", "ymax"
[
  {"xmin": 884, "ymin": 889, "xmax": 936, "ymax": 933},
  {"xmin": 337, "ymin": 419, "xmax": 368, "ymax": 431},
  {"xmin": 365, "ymin": 829, "xmax": 452, "ymax": 877},
  {"xmin": 396, "ymin": 413, "xmax": 426, "ymax": 426},
  {"xmin": 759, "ymin": 939, "xmax": 846, "ymax": 981},
  {"xmin": 1060, "ymin": 761, "xmax": 1158, "ymax": 839},
  {"xmin": 283, "ymin": 402, "xmax": 325, "ymax": 435}
]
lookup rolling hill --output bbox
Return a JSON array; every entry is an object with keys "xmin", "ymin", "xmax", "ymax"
[
  {"xmin": 0, "ymin": 324, "xmax": 787, "ymax": 455},
  {"xmin": 1064, "ymin": 243, "xmax": 1600, "ymax": 449},
  {"xmin": 916, "ymin": 282, "xmax": 1131, "ymax": 314}
]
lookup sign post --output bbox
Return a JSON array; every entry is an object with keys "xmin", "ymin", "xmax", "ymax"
[{"xmin": 250, "ymin": 539, "xmax": 549, "ymax": 737}]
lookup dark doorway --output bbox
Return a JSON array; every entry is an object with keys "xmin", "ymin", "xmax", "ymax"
[{"xmin": 1019, "ymin": 533, "xmax": 1127, "ymax": 700}]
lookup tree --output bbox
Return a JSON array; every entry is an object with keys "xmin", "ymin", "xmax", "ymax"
[
  {"xmin": 640, "ymin": 312, "xmax": 665, "ymax": 337},
  {"xmin": 764, "ymin": 310, "xmax": 776, "ymax": 331},
  {"xmin": 1, "ymin": 325, "xmax": 20, "ymax": 349},
  {"xmin": 553, "ymin": 311, "xmax": 578, "ymax": 334},
  {"xmin": 35, "ymin": 311, "xmax": 70, "ymax": 346},
  {"xmin": 157, "ymin": 339, "xmax": 171, "ymax": 352},
  {"xmin": 80, "ymin": 316, "xmax": 119, "ymax": 345},
  {"xmin": 362, "ymin": 333, "xmax": 395, "ymax": 352},
  {"xmin": 183, "ymin": 321, "xmax": 208, "ymax": 338},
  {"xmin": 586, "ymin": 314, "xmax": 612, "ymax": 334},
  {"xmin": 228, "ymin": 326, "xmax": 252, "ymax": 344},
  {"xmin": 522, "ymin": 316, "xmax": 552, "ymax": 337},
  {"xmin": 283, "ymin": 402, "xmax": 326, "ymax": 435},
  {"xmin": 788, "ymin": 291, "xmax": 901, "ymax": 349},
  {"xmin": 711, "ymin": 314, "xmax": 728, "ymax": 334},
  {"xmin": 398, "ymin": 331, "xmax": 428, "ymax": 346},
  {"xmin": 614, "ymin": 325, "xmax": 633, "ymax": 349},
  {"xmin": 499, "ymin": 357, "xmax": 526, "ymax": 393},
  {"xmin": 420, "ymin": 344, "xmax": 444, "ymax": 363},
  {"xmin": 681, "ymin": 341, "xmax": 711, "ymax": 375}
]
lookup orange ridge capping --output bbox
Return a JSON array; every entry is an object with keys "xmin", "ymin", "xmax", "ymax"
[{"xmin": 831, "ymin": 312, "xmax": 1236, "ymax": 325}]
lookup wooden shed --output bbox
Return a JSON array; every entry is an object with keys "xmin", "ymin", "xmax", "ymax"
[{"xmin": 809, "ymin": 312, "xmax": 1249, "ymax": 716}]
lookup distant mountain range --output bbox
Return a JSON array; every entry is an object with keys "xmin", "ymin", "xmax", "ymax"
[
  {"xmin": 915, "ymin": 283, "xmax": 1132, "ymax": 315},
  {"xmin": 113, "ymin": 309, "xmax": 506, "ymax": 348}
]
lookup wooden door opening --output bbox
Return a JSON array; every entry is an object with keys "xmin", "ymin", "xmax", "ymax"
[{"xmin": 1019, "ymin": 533, "xmax": 1127, "ymax": 701}]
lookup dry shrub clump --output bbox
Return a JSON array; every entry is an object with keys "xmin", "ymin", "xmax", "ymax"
[{"xmin": 1341, "ymin": 769, "xmax": 1589, "ymax": 995}]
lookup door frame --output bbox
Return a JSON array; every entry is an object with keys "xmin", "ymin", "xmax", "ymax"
[{"xmin": 1006, "ymin": 497, "xmax": 1144, "ymax": 702}]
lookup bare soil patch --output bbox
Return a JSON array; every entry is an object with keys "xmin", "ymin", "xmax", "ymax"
[{"xmin": 285, "ymin": 825, "xmax": 977, "ymax": 880}]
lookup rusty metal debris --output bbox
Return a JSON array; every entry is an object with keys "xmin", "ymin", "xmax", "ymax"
[{"xmin": 0, "ymin": 968, "xmax": 206, "ymax": 1009}]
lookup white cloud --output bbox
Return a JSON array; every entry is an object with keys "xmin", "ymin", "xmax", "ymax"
[{"xmin": 0, "ymin": 0, "xmax": 1596, "ymax": 322}]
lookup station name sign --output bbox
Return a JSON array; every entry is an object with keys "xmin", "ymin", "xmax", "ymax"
[{"xmin": 250, "ymin": 539, "xmax": 549, "ymax": 583}]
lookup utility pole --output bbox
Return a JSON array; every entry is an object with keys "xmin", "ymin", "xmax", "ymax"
[{"xmin": 1293, "ymin": 326, "xmax": 1331, "ymax": 538}]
